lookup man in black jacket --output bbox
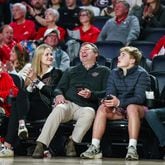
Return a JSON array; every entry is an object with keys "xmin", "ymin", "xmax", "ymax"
[{"xmin": 32, "ymin": 42, "xmax": 110, "ymax": 158}]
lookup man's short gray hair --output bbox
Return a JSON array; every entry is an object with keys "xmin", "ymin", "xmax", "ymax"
[
  {"xmin": 12, "ymin": 3, "xmax": 27, "ymax": 14},
  {"xmin": 116, "ymin": 0, "xmax": 130, "ymax": 10}
]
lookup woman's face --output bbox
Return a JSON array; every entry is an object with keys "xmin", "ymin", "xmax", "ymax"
[
  {"xmin": 79, "ymin": 11, "xmax": 90, "ymax": 24},
  {"xmin": 146, "ymin": 0, "xmax": 156, "ymax": 3},
  {"xmin": 51, "ymin": 0, "xmax": 61, "ymax": 5},
  {"xmin": 45, "ymin": 10, "xmax": 57, "ymax": 23},
  {"xmin": 10, "ymin": 48, "xmax": 18, "ymax": 62},
  {"xmin": 41, "ymin": 47, "xmax": 54, "ymax": 67}
]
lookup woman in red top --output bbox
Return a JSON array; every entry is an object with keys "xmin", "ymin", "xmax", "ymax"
[
  {"xmin": 35, "ymin": 8, "xmax": 66, "ymax": 41},
  {"xmin": 74, "ymin": 9, "xmax": 100, "ymax": 43},
  {"xmin": 0, "ymin": 61, "xmax": 18, "ymax": 117}
]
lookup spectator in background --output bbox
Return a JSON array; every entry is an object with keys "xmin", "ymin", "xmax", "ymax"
[
  {"xmin": 10, "ymin": 3, "xmax": 36, "ymax": 42},
  {"xmin": 32, "ymin": 42, "xmax": 110, "ymax": 159},
  {"xmin": 80, "ymin": 0, "xmax": 100, "ymax": 16},
  {"xmin": 57, "ymin": 0, "xmax": 81, "ymax": 30},
  {"xmin": 0, "ymin": 44, "xmax": 62, "ymax": 157},
  {"xmin": 150, "ymin": 35, "xmax": 165, "ymax": 59},
  {"xmin": 0, "ymin": 60, "xmax": 18, "ymax": 118},
  {"xmin": 35, "ymin": 8, "xmax": 66, "ymax": 42},
  {"xmin": 47, "ymin": 0, "xmax": 62, "ymax": 10},
  {"xmin": 145, "ymin": 107, "xmax": 165, "ymax": 160},
  {"xmin": 100, "ymin": 0, "xmax": 117, "ymax": 17},
  {"xmin": 8, "ymin": 43, "xmax": 30, "ymax": 79},
  {"xmin": 98, "ymin": 0, "xmax": 140, "ymax": 45},
  {"xmin": 43, "ymin": 29, "xmax": 70, "ymax": 71},
  {"xmin": 81, "ymin": 46, "xmax": 151, "ymax": 160},
  {"xmin": 25, "ymin": 0, "xmax": 46, "ymax": 30},
  {"xmin": 74, "ymin": 9, "xmax": 100, "ymax": 43},
  {"xmin": 130, "ymin": 0, "xmax": 165, "ymax": 29},
  {"xmin": 0, "ymin": 25, "xmax": 16, "ymax": 64}
]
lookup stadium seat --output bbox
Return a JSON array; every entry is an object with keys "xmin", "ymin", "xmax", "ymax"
[
  {"xmin": 95, "ymin": 41, "xmax": 124, "ymax": 60},
  {"xmin": 130, "ymin": 41, "xmax": 155, "ymax": 59},
  {"xmin": 151, "ymin": 55, "xmax": 165, "ymax": 72},
  {"xmin": 150, "ymin": 72, "xmax": 165, "ymax": 99},
  {"xmin": 141, "ymin": 28, "xmax": 165, "ymax": 43},
  {"xmin": 93, "ymin": 16, "xmax": 109, "ymax": 30},
  {"xmin": 160, "ymin": 0, "xmax": 165, "ymax": 5}
]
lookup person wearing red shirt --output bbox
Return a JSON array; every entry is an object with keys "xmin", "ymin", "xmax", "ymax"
[
  {"xmin": 0, "ymin": 25, "xmax": 16, "ymax": 64},
  {"xmin": 10, "ymin": 3, "xmax": 36, "ymax": 42},
  {"xmin": 0, "ymin": 61, "xmax": 18, "ymax": 117},
  {"xmin": 35, "ymin": 8, "xmax": 66, "ymax": 41},
  {"xmin": 74, "ymin": 9, "xmax": 100, "ymax": 43},
  {"xmin": 150, "ymin": 35, "xmax": 165, "ymax": 59}
]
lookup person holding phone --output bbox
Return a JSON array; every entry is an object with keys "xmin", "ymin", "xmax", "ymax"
[{"xmin": 81, "ymin": 46, "xmax": 151, "ymax": 160}]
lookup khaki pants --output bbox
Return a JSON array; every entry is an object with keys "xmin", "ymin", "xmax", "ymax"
[{"xmin": 37, "ymin": 101, "xmax": 95, "ymax": 146}]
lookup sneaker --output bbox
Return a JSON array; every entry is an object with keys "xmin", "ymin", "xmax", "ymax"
[
  {"xmin": 125, "ymin": 146, "xmax": 139, "ymax": 160},
  {"xmin": 80, "ymin": 144, "xmax": 102, "ymax": 159},
  {"xmin": 18, "ymin": 125, "xmax": 28, "ymax": 140},
  {"xmin": 32, "ymin": 142, "xmax": 45, "ymax": 159},
  {"xmin": 0, "ymin": 144, "xmax": 14, "ymax": 157},
  {"xmin": 65, "ymin": 138, "xmax": 76, "ymax": 156}
]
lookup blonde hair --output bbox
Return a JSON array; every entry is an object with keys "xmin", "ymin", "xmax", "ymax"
[
  {"xmin": 32, "ymin": 44, "xmax": 52, "ymax": 76},
  {"xmin": 120, "ymin": 46, "xmax": 142, "ymax": 65}
]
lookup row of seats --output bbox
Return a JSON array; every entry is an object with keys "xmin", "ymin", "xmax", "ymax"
[{"xmin": 94, "ymin": 40, "xmax": 156, "ymax": 60}]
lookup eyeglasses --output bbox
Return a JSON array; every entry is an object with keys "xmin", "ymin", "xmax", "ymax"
[{"xmin": 79, "ymin": 13, "xmax": 88, "ymax": 17}]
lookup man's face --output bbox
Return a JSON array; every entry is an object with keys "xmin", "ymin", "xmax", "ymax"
[
  {"xmin": 114, "ymin": 2, "xmax": 128, "ymax": 18},
  {"xmin": 65, "ymin": 0, "xmax": 76, "ymax": 7},
  {"xmin": 2, "ymin": 26, "xmax": 14, "ymax": 44},
  {"xmin": 44, "ymin": 32, "xmax": 59, "ymax": 48},
  {"xmin": 117, "ymin": 51, "xmax": 135, "ymax": 69},
  {"xmin": 79, "ymin": 44, "xmax": 98, "ymax": 63},
  {"xmin": 31, "ymin": 0, "xmax": 44, "ymax": 9}
]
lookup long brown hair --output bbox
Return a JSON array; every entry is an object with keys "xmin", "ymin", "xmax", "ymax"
[{"xmin": 14, "ymin": 43, "xmax": 30, "ymax": 72}]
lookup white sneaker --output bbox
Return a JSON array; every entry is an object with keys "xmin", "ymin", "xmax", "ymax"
[
  {"xmin": 0, "ymin": 145, "xmax": 14, "ymax": 157},
  {"xmin": 18, "ymin": 125, "xmax": 28, "ymax": 139},
  {"xmin": 80, "ymin": 144, "xmax": 102, "ymax": 159},
  {"xmin": 125, "ymin": 146, "xmax": 139, "ymax": 160}
]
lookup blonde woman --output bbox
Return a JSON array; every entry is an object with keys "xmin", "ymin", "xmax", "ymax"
[{"xmin": 0, "ymin": 44, "xmax": 62, "ymax": 157}]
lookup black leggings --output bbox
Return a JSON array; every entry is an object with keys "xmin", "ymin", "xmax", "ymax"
[{"xmin": 5, "ymin": 89, "xmax": 52, "ymax": 146}]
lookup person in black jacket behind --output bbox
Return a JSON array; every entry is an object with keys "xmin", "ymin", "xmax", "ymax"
[
  {"xmin": 81, "ymin": 46, "xmax": 151, "ymax": 160},
  {"xmin": 0, "ymin": 44, "xmax": 62, "ymax": 157},
  {"xmin": 32, "ymin": 42, "xmax": 110, "ymax": 158}
]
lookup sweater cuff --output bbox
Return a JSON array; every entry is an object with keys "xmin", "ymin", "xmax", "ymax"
[
  {"xmin": 26, "ymin": 85, "xmax": 33, "ymax": 92},
  {"xmin": 35, "ymin": 81, "xmax": 45, "ymax": 90}
]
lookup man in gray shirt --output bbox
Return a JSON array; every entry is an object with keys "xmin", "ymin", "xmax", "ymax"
[{"xmin": 98, "ymin": 0, "xmax": 140, "ymax": 46}]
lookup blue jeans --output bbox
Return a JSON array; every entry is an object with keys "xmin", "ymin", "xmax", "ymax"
[{"xmin": 145, "ymin": 108, "xmax": 165, "ymax": 147}]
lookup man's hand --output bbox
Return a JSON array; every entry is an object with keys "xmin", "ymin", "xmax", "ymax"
[
  {"xmin": 54, "ymin": 95, "xmax": 68, "ymax": 106},
  {"xmin": 77, "ymin": 88, "xmax": 91, "ymax": 99}
]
